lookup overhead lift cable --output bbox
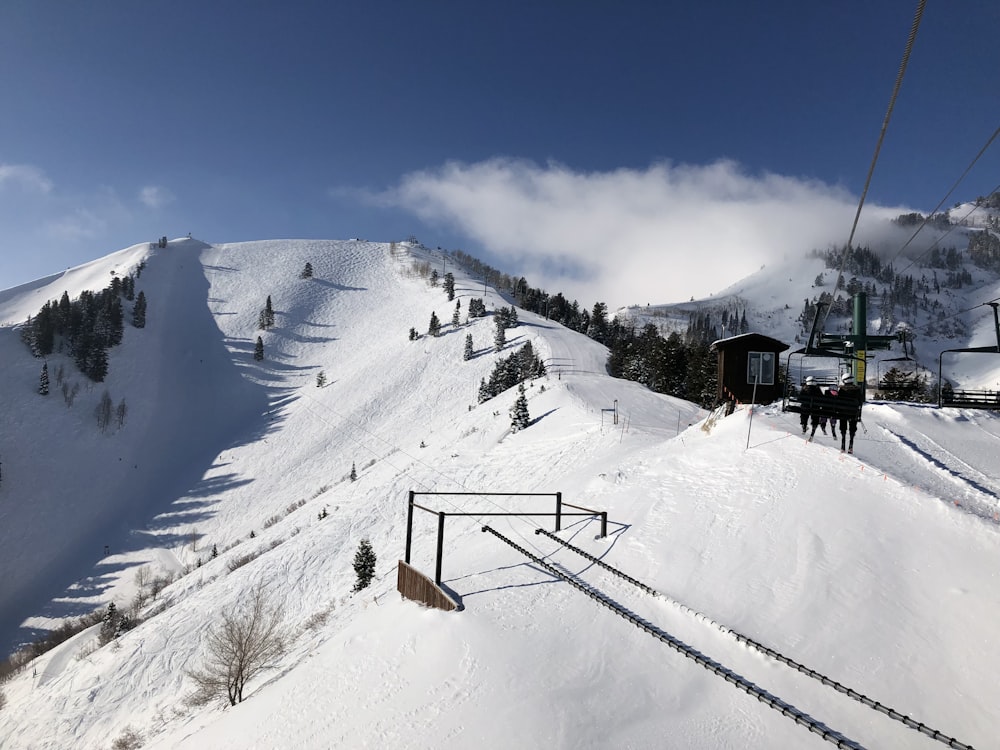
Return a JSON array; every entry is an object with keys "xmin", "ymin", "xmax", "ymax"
[
  {"xmin": 535, "ymin": 528, "xmax": 977, "ymax": 750},
  {"xmin": 824, "ymin": 0, "xmax": 926, "ymax": 330},
  {"xmin": 892, "ymin": 129, "xmax": 1000, "ymax": 272},
  {"xmin": 483, "ymin": 526, "xmax": 867, "ymax": 750}
]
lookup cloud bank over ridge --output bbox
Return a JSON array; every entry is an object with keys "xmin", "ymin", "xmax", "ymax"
[{"xmin": 385, "ymin": 158, "xmax": 914, "ymax": 309}]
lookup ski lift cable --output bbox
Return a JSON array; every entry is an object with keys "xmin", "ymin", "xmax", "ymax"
[
  {"xmin": 891, "ymin": 127, "xmax": 1000, "ymax": 272},
  {"xmin": 901, "ymin": 297, "xmax": 1000, "ymax": 339},
  {"xmin": 891, "ymin": 186, "xmax": 1000, "ymax": 282},
  {"xmin": 823, "ymin": 0, "xmax": 927, "ymax": 330}
]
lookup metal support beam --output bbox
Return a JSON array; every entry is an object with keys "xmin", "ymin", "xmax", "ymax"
[
  {"xmin": 435, "ymin": 512, "xmax": 446, "ymax": 586},
  {"xmin": 404, "ymin": 490, "xmax": 415, "ymax": 564}
]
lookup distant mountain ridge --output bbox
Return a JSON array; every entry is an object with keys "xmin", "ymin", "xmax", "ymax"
[{"xmin": 617, "ymin": 200, "xmax": 1000, "ymax": 392}]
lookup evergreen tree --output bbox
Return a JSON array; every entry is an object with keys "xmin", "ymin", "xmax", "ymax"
[
  {"xmin": 253, "ymin": 336, "xmax": 264, "ymax": 361},
  {"xmin": 58, "ymin": 291, "xmax": 72, "ymax": 330},
  {"xmin": 350, "ymin": 462, "xmax": 357, "ymax": 481},
  {"xmin": 316, "ymin": 370, "xmax": 327, "ymax": 388},
  {"xmin": 98, "ymin": 601, "xmax": 134, "ymax": 645},
  {"xmin": 494, "ymin": 315, "xmax": 506, "ymax": 351},
  {"xmin": 99, "ymin": 602, "xmax": 119, "ymax": 645},
  {"xmin": 86, "ymin": 343, "xmax": 109, "ymax": 383},
  {"xmin": 430, "ymin": 269, "xmax": 439, "ymax": 287},
  {"xmin": 428, "ymin": 311, "xmax": 441, "ymax": 337},
  {"xmin": 443, "ymin": 272, "xmax": 455, "ymax": 301},
  {"xmin": 510, "ymin": 383, "xmax": 530, "ymax": 431},
  {"xmin": 259, "ymin": 296, "xmax": 275, "ymax": 330},
  {"xmin": 105, "ymin": 296, "xmax": 125, "ymax": 346},
  {"xmin": 132, "ymin": 291, "xmax": 147, "ymax": 328},
  {"xmin": 300, "ymin": 262, "xmax": 314, "ymax": 279},
  {"xmin": 452, "ymin": 300, "xmax": 461, "ymax": 326},
  {"xmin": 352, "ymin": 539, "xmax": 376, "ymax": 592},
  {"xmin": 408, "ymin": 327, "xmax": 418, "ymax": 341},
  {"xmin": 464, "ymin": 333, "xmax": 474, "ymax": 361},
  {"xmin": 39, "ymin": 363, "xmax": 49, "ymax": 395}
]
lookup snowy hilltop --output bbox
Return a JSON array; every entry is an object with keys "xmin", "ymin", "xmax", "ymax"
[{"xmin": 0, "ymin": 238, "xmax": 999, "ymax": 749}]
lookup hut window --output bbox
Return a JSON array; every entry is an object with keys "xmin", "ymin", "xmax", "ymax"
[{"xmin": 747, "ymin": 351, "xmax": 775, "ymax": 385}]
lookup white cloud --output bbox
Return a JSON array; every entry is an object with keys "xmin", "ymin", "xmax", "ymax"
[
  {"xmin": 139, "ymin": 185, "xmax": 175, "ymax": 209},
  {"xmin": 0, "ymin": 163, "xmax": 53, "ymax": 193},
  {"xmin": 384, "ymin": 158, "xmax": 911, "ymax": 309}
]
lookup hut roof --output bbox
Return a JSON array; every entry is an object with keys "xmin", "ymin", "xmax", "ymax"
[{"xmin": 710, "ymin": 332, "xmax": 790, "ymax": 353}]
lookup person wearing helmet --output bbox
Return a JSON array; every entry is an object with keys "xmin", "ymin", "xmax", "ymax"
[
  {"xmin": 799, "ymin": 375, "xmax": 823, "ymax": 438},
  {"xmin": 836, "ymin": 372, "xmax": 862, "ymax": 453}
]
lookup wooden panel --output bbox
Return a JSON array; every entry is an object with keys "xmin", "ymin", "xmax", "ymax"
[{"xmin": 397, "ymin": 560, "xmax": 458, "ymax": 611}]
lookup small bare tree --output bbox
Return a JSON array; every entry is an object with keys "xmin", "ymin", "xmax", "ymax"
[
  {"xmin": 132, "ymin": 566, "xmax": 150, "ymax": 610},
  {"xmin": 187, "ymin": 584, "xmax": 286, "ymax": 706}
]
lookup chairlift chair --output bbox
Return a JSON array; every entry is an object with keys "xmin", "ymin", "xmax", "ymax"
[{"xmin": 937, "ymin": 302, "xmax": 1000, "ymax": 410}]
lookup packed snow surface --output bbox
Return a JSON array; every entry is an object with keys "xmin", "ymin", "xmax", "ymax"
[{"xmin": 1, "ymin": 239, "xmax": 998, "ymax": 749}]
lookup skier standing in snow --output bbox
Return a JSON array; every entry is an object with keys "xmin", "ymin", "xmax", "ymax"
[
  {"xmin": 799, "ymin": 376, "xmax": 823, "ymax": 439},
  {"xmin": 836, "ymin": 373, "xmax": 862, "ymax": 453}
]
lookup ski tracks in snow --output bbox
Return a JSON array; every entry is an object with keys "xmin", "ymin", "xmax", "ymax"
[{"xmin": 880, "ymin": 425, "xmax": 1000, "ymax": 517}]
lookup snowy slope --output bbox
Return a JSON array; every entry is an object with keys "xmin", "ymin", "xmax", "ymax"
[
  {"xmin": 1, "ymin": 239, "xmax": 998, "ymax": 750},
  {"xmin": 618, "ymin": 211, "xmax": 1000, "ymax": 393}
]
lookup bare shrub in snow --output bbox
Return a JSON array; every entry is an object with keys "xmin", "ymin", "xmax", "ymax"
[
  {"xmin": 302, "ymin": 603, "xmax": 334, "ymax": 632},
  {"xmin": 110, "ymin": 726, "xmax": 143, "ymax": 749},
  {"xmin": 227, "ymin": 549, "xmax": 261, "ymax": 573},
  {"xmin": 186, "ymin": 584, "xmax": 287, "ymax": 706}
]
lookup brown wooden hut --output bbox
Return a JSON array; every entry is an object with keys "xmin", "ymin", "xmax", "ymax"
[{"xmin": 710, "ymin": 333, "xmax": 789, "ymax": 408}]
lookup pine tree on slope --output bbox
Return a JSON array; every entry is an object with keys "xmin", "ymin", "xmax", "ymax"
[
  {"xmin": 352, "ymin": 539, "xmax": 376, "ymax": 592},
  {"xmin": 510, "ymin": 383, "xmax": 530, "ymax": 431}
]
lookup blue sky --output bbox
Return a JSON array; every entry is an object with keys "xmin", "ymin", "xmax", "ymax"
[{"xmin": 1, "ymin": 1, "xmax": 997, "ymax": 308}]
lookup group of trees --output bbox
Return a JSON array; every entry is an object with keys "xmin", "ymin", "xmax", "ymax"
[
  {"xmin": 98, "ymin": 602, "xmax": 136, "ymax": 646},
  {"xmin": 478, "ymin": 341, "xmax": 546, "ymax": 403},
  {"xmin": 20, "ymin": 273, "xmax": 146, "ymax": 383},
  {"xmin": 969, "ymin": 230, "xmax": 1000, "ymax": 273},
  {"xmin": 801, "ymin": 244, "xmax": 980, "ymax": 339},
  {"xmin": 605, "ymin": 324, "xmax": 719, "ymax": 408},
  {"xmin": 493, "ymin": 305, "xmax": 520, "ymax": 350}
]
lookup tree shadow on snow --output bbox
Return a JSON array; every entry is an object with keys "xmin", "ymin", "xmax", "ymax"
[{"xmin": 312, "ymin": 279, "xmax": 367, "ymax": 293}]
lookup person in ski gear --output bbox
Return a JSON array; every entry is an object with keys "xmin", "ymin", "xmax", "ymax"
[
  {"xmin": 799, "ymin": 376, "xmax": 823, "ymax": 438},
  {"xmin": 821, "ymin": 384, "xmax": 838, "ymax": 440},
  {"xmin": 837, "ymin": 373, "xmax": 862, "ymax": 453}
]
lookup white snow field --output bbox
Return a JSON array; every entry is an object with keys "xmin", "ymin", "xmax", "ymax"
[{"xmin": 0, "ymin": 238, "xmax": 998, "ymax": 749}]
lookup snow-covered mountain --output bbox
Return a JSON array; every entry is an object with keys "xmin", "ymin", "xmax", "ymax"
[
  {"xmin": 619, "ymin": 200, "xmax": 1000, "ymax": 392},
  {"xmin": 1, "ymin": 237, "xmax": 999, "ymax": 749}
]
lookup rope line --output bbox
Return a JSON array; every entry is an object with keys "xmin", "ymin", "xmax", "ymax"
[
  {"xmin": 535, "ymin": 528, "xmax": 976, "ymax": 750},
  {"xmin": 482, "ymin": 526, "xmax": 866, "ymax": 750},
  {"xmin": 825, "ymin": 0, "xmax": 926, "ymax": 329}
]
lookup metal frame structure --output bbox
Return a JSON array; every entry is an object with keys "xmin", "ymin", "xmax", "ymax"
[
  {"xmin": 937, "ymin": 302, "xmax": 1000, "ymax": 410},
  {"xmin": 404, "ymin": 491, "xmax": 608, "ymax": 586}
]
